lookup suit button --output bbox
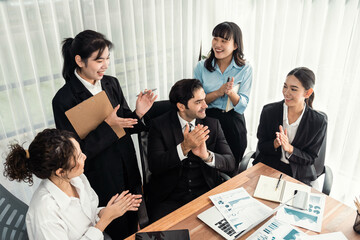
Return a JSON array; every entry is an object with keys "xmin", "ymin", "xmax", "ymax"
[
  {"xmin": 189, "ymin": 162, "xmax": 192, "ymax": 165},
  {"xmin": 189, "ymin": 180, "xmax": 192, "ymax": 183},
  {"xmin": 188, "ymin": 189, "xmax": 192, "ymax": 192}
]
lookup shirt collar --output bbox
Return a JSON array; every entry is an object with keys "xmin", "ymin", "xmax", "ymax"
[
  {"xmin": 283, "ymin": 102, "xmax": 306, "ymax": 126},
  {"xmin": 212, "ymin": 57, "xmax": 242, "ymax": 71},
  {"xmin": 177, "ymin": 112, "xmax": 196, "ymax": 130},
  {"xmin": 74, "ymin": 69, "xmax": 101, "ymax": 90},
  {"xmin": 43, "ymin": 176, "xmax": 83, "ymax": 210}
]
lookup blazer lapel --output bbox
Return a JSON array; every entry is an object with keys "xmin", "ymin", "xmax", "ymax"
[
  {"xmin": 69, "ymin": 74, "xmax": 93, "ymax": 103},
  {"xmin": 169, "ymin": 110, "xmax": 184, "ymax": 145}
]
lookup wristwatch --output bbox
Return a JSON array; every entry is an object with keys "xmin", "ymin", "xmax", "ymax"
[{"xmin": 203, "ymin": 150, "xmax": 213, "ymax": 163}]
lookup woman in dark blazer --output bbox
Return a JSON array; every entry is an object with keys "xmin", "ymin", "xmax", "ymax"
[
  {"xmin": 52, "ymin": 30, "xmax": 156, "ymax": 239},
  {"xmin": 254, "ymin": 67, "xmax": 327, "ymax": 185}
]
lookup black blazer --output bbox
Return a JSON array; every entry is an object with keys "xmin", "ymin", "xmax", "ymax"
[
  {"xmin": 254, "ymin": 100, "xmax": 327, "ymax": 184},
  {"xmin": 52, "ymin": 74, "xmax": 146, "ymax": 204},
  {"xmin": 147, "ymin": 110, "xmax": 235, "ymax": 203}
]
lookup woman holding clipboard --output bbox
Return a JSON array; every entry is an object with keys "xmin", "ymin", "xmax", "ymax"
[
  {"xmin": 194, "ymin": 22, "xmax": 253, "ymax": 173},
  {"xmin": 52, "ymin": 30, "xmax": 156, "ymax": 239}
]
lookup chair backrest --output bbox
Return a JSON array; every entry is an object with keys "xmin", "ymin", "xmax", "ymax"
[
  {"xmin": 138, "ymin": 100, "xmax": 173, "ymax": 185},
  {"xmin": 314, "ymin": 111, "xmax": 328, "ymax": 177},
  {"xmin": 0, "ymin": 184, "xmax": 29, "ymax": 240}
]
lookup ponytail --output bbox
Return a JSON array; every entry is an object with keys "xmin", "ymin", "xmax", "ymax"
[
  {"xmin": 306, "ymin": 92, "xmax": 315, "ymax": 109},
  {"xmin": 3, "ymin": 144, "xmax": 33, "ymax": 184},
  {"xmin": 62, "ymin": 38, "xmax": 76, "ymax": 82}
]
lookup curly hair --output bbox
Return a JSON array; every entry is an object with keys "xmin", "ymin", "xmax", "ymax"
[{"xmin": 3, "ymin": 129, "xmax": 77, "ymax": 185}]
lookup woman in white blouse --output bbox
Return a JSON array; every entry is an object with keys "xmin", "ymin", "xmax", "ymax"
[
  {"xmin": 3, "ymin": 129, "xmax": 142, "ymax": 240},
  {"xmin": 254, "ymin": 67, "xmax": 327, "ymax": 185}
]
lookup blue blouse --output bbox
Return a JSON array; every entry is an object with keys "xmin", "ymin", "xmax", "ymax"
[{"xmin": 194, "ymin": 58, "xmax": 253, "ymax": 114}]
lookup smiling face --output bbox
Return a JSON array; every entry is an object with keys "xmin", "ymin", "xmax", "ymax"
[
  {"xmin": 178, "ymin": 88, "xmax": 208, "ymax": 122},
  {"xmin": 66, "ymin": 138, "xmax": 86, "ymax": 179},
  {"xmin": 283, "ymin": 75, "xmax": 313, "ymax": 108},
  {"xmin": 75, "ymin": 47, "xmax": 110, "ymax": 84},
  {"xmin": 212, "ymin": 36, "xmax": 237, "ymax": 63}
]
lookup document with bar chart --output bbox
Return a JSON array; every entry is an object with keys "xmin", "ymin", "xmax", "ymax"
[
  {"xmin": 276, "ymin": 193, "xmax": 326, "ymax": 232},
  {"xmin": 246, "ymin": 216, "xmax": 308, "ymax": 240},
  {"xmin": 209, "ymin": 187, "xmax": 272, "ymax": 233}
]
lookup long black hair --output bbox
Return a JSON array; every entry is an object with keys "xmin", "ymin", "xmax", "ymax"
[
  {"xmin": 62, "ymin": 30, "xmax": 113, "ymax": 81},
  {"xmin": 287, "ymin": 67, "xmax": 316, "ymax": 108},
  {"xmin": 204, "ymin": 22, "xmax": 245, "ymax": 72}
]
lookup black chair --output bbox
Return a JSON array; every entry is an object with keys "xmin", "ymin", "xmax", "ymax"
[
  {"xmin": 137, "ymin": 100, "xmax": 173, "ymax": 229},
  {"xmin": 0, "ymin": 184, "xmax": 29, "ymax": 240}
]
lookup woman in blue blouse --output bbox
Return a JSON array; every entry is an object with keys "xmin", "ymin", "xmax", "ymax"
[{"xmin": 194, "ymin": 22, "xmax": 252, "ymax": 173}]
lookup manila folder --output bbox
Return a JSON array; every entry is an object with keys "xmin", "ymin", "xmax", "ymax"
[{"xmin": 65, "ymin": 91, "xmax": 125, "ymax": 139}]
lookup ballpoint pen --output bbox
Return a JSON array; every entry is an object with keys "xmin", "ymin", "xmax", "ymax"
[
  {"xmin": 136, "ymin": 88, "xmax": 157, "ymax": 97},
  {"xmin": 275, "ymin": 173, "xmax": 283, "ymax": 190}
]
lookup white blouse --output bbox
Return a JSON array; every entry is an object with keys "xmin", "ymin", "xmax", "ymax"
[
  {"xmin": 281, "ymin": 103, "xmax": 305, "ymax": 164},
  {"xmin": 26, "ymin": 174, "xmax": 104, "ymax": 240}
]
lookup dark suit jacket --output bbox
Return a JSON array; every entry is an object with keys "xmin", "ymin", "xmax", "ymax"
[
  {"xmin": 254, "ymin": 100, "xmax": 327, "ymax": 184},
  {"xmin": 147, "ymin": 110, "xmax": 235, "ymax": 203},
  {"xmin": 52, "ymin": 74, "xmax": 146, "ymax": 238},
  {"xmin": 52, "ymin": 74, "xmax": 146, "ymax": 203}
]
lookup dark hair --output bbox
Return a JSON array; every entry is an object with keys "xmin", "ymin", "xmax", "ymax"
[
  {"xmin": 169, "ymin": 79, "xmax": 203, "ymax": 109},
  {"xmin": 3, "ymin": 129, "xmax": 77, "ymax": 185},
  {"xmin": 204, "ymin": 22, "xmax": 245, "ymax": 72},
  {"xmin": 62, "ymin": 30, "xmax": 113, "ymax": 81},
  {"xmin": 287, "ymin": 67, "xmax": 316, "ymax": 108}
]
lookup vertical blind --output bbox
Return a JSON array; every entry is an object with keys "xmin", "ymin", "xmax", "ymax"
[{"xmin": 0, "ymin": 0, "xmax": 359, "ymax": 207}]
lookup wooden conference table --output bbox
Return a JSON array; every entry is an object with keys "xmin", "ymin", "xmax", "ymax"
[{"xmin": 125, "ymin": 163, "xmax": 360, "ymax": 239}]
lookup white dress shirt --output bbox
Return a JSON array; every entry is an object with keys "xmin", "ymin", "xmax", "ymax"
[
  {"xmin": 74, "ymin": 69, "xmax": 102, "ymax": 96},
  {"xmin": 26, "ymin": 174, "xmax": 104, "ymax": 240},
  {"xmin": 176, "ymin": 113, "xmax": 215, "ymax": 167},
  {"xmin": 281, "ymin": 103, "xmax": 305, "ymax": 164}
]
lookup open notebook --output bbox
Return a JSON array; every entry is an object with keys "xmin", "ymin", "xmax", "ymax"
[{"xmin": 253, "ymin": 175, "xmax": 311, "ymax": 207}]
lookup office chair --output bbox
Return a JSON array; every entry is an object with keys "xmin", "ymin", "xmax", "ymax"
[
  {"xmin": 0, "ymin": 184, "xmax": 29, "ymax": 240},
  {"xmin": 137, "ymin": 100, "xmax": 173, "ymax": 228}
]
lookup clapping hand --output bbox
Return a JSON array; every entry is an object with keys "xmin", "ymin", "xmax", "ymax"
[
  {"xmin": 276, "ymin": 125, "xmax": 293, "ymax": 153},
  {"xmin": 181, "ymin": 124, "xmax": 210, "ymax": 156},
  {"xmin": 135, "ymin": 89, "xmax": 158, "ymax": 119}
]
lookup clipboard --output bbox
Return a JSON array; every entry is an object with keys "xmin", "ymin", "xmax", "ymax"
[{"xmin": 65, "ymin": 91, "xmax": 125, "ymax": 139}]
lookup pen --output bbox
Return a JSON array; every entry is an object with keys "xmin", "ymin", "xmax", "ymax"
[
  {"xmin": 275, "ymin": 173, "xmax": 283, "ymax": 190},
  {"xmin": 227, "ymin": 77, "xmax": 231, "ymax": 82},
  {"xmin": 136, "ymin": 88, "xmax": 157, "ymax": 97}
]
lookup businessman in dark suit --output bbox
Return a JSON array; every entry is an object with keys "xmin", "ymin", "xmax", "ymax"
[{"xmin": 146, "ymin": 79, "xmax": 235, "ymax": 222}]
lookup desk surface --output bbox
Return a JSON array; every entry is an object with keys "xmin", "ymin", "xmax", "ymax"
[{"xmin": 125, "ymin": 163, "xmax": 360, "ymax": 239}]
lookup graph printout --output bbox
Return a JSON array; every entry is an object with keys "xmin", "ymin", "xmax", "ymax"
[
  {"xmin": 276, "ymin": 193, "xmax": 326, "ymax": 232},
  {"xmin": 246, "ymin": 216, "xmax": 308, "ymax": 240},
  {"xmin": 209, "ymin": 187, "xmax": 272, "ymax": 233}
]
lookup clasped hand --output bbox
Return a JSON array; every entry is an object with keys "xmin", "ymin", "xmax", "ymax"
[
  {"xmin": 99, "ymin": 190, "xmax": 142, "ymax": 222},
  {"xmin": 274, "ymin": 125, "xmax": 293, "ymax": 154},
  {"xmin": 181, "ymin": 123, "xmax": 210, "ymax": 159},
  {"xmin": 218, "ymin": 77, "xmax": 235, "ymax": 96}
]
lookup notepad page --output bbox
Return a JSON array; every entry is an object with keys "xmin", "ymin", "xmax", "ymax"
[
  {"xmin": 280, "ymin": 181, "xmax": 311, "ymax": 205},
  {"xmin": 253, "ymin": 175, "xmax": 284, "ymax": 202}
]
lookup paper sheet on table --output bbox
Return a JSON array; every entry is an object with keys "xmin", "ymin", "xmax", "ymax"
[
  {"xmin": 246, "ymin": 216, "xmax": 308, "ymax": 240},
  {"xmin": 276, "ymin": 193, "xmax": 326, "ymax": 232},
  {"xmin": 307, "ymin": 231, "xmax": 348, "ymax": 240},
  {"xmin": 209, "ymin": 187, "xmax": 272, "ymax": 233}
]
